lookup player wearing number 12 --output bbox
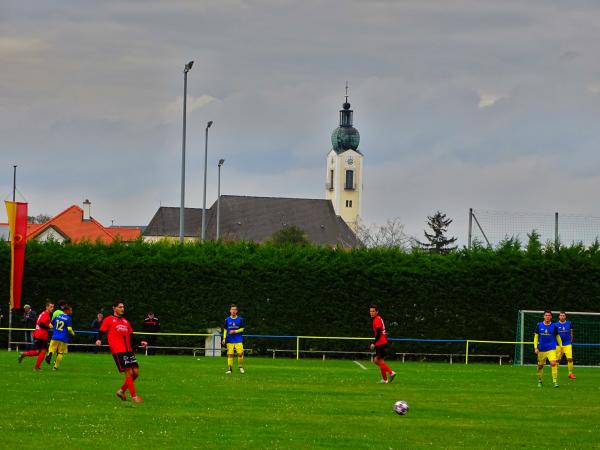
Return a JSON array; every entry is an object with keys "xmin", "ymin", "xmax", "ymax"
[
  {"xmin": 222, "ymin": 304, "xmax": 245, "ymax": 374},
  {"xmin": 534, "ymin": 310, "xmax": 563, "ymax": 388},
  {"xmin": 47, "ymin": 305, "xmax": 75, "ymax": 370}
]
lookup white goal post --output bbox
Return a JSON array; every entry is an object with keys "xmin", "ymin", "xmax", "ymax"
[{"xmin": 515, "ymin": 310, "xmax": 600, "ymax": 367}]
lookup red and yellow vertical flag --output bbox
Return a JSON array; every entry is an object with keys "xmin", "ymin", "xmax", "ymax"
[{"xmin": 5, "ymin": 201, "xmax": 28, "ymax": 310}]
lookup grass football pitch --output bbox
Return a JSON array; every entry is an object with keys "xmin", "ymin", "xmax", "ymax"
[{"xmin": 1, "ymin": 351, "xmax": 599, "ymax": 449}]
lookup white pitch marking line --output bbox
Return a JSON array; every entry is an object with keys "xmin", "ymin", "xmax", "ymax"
[{"xmin": 353, "ymin": 360, "xmax": 367, "ymax": 370}]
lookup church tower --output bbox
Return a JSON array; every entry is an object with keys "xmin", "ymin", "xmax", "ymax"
[{"xmin": 326, "ymin": 86, "xmax": 363, "ymax": 232}]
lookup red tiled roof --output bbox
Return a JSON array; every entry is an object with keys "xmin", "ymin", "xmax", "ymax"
[
  {"xmin": 108, "ymin": 227, "xmax": 142, "ymax": 241},
  {"xmin": 26, "ymin": 205, "xmax": 141, "ymax": 243}
]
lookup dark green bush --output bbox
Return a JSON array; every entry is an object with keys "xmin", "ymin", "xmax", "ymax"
[{"xmin": 1, "ymin": 240, "xmax": 599, "ymax": 354}]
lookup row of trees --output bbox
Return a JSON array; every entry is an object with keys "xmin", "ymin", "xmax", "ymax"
[{"xmin": 1, "ymin": 236, "xmax": 598, "ymax": 355}]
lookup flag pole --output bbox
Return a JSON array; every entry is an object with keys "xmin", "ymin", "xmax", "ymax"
[{"xmin": 7, "ymin": 165, "xmax": 16, "ymax": 351}]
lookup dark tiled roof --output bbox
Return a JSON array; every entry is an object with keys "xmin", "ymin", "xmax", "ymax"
[
  {"xmin": 144, "ymin": 197, "xmax": 359, "ymax": 247},
  {"xmin": 143, "ymin": 207, "xmax": 210, "ymax": 237},
  {"xmin": 204, "ymin": 195, "xmax": 358, "ymax": 247}
]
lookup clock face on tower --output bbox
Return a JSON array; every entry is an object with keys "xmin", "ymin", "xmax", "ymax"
[{"xmin": 346, "ymin": 157, "xmax": 354, "ymax": 166}]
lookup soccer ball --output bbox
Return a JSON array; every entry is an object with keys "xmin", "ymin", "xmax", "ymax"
[{"xmin": 393, "ymin": 400, "xmax": 409, "ymax": 415}]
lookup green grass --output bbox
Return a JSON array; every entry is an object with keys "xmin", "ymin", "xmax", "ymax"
[{"xmin": 1, "ymin": 351, "xmax": 599, "ymax": 449}]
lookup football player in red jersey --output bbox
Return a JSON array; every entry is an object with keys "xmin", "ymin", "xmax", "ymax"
[
  {"xmin": 18, "ymin": 301, "xmax": 54, "ymax": 370},
  {"xmin": 96, "ymin": 301, "xmax": 147, "ymax": 402},
  {"xmin": 369, "ymin": 305, "xmax": 396, "ymax": 384}
]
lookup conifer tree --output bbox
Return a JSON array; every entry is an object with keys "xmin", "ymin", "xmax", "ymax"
[{"xmin": 417, "ymin": 211, "xmax": 457, "ymax": 253}]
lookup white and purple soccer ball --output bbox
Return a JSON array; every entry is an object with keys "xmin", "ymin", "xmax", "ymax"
[{"xmin": 393, "ymin": 400, "xmax": 409, "ymax": 416}]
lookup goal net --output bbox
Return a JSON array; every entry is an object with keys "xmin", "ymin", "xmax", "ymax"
[{"xmin": 515, "ymin": 310, "xmax": 600, "ymax": 367}]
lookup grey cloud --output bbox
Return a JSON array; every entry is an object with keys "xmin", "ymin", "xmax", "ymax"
[{"xmin": 2, "ymin": 0, "xmax": 600, "ymax": 245}]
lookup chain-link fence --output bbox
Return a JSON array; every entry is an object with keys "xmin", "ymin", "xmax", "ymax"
[{"xmin": 468, "ymin": 208, "xmax": 600, "ymax": 249}]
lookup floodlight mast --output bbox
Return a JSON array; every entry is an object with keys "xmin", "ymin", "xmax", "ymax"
[
  {"xmin": 179, "ymin": 60, "xmax": 194, "ymax": 243},
  {"xmin": 201, "ymin": 120, "xmax": 213, "ymax": 241},
  {"xmin": 216, "ymin": 159, "xmax": 225, "ymax": 240}
]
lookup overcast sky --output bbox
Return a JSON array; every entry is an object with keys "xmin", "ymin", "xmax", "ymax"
[{"xmin": 1, "ymin": 1, "xmax": 599, "ymax": 245}]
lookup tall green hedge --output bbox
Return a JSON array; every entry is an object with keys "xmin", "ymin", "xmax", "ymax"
[{"xmin": 1, "ymin": 240, "xmax": 599, "ymax": 353}]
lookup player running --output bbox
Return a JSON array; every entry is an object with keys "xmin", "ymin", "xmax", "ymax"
[
  {"xmin": 369, "ymin": 305, "xmax": 396, "ymax": 384},
  {"xmin": 47, "ymin": 305, "xmax": 75, "ymax": 371},
  {"xmin": 96, "ymin": 301, "xmax": 147, "ymax": 402},
  {"xmin": 45, "ymin": 300, "xmax": 67, "ymax": 364},
  {"xmin": 534, "ymin": 310, "xmax": 563, "ymax": 388},
  {"xmin": 18, "ymin": 301, "xmax": 54, "ymax": 370},
  {"xmin": 222, "ymin": 304, "xmax": 245, "ymax": 374},
  {"xmin": 555, "ymin": 311, "xmax": 576, "ymax": 380}
]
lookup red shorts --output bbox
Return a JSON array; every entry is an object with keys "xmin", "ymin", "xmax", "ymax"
[
  {"xmin": 113, "ymin": 352, "xmax": 139, "ymax": 372},
  {"xmin": 34, "ymin": 339, "xmax": 48, "ymax": 350},
  {"xmin": 374, "ymin": 344, "xmax": 387, "ymax": 358}
]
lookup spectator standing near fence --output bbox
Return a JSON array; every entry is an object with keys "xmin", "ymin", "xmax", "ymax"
[
  {"xmin": 555, "ymin": 311, "xmax": 576, "ymax": 380},
  {"xmin": 18, "ymin": 301, "xmax": 54, "ymax": 370},
  {"xmin": 21, "ymin": 305, "xmax": 37, "ymax": 349},
  {"xmin": 534, "ymin": 310, "xmax": 562, "ymax": 388},
  {"xmin": 96, "ymin": 301, "xmax": 147, "ymax": 402},
  {"xmin": 90, "ymin": 313, "xmax": 103, "ymax": 353},
  {"xmin": 222, "ymin": 304, "xmax": 245, "ymax": 374},
  {"xmin": 142, "ymin": 311, "xmax": 160, "ymax": 356},
  {"xmin": 369, "ymin": 305, "xmax": 396, "ymax": 384}
]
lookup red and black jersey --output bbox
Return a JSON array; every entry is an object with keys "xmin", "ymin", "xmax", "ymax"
[
  {"xmin": 99, "ymin": 315, "xmax": 134, "ymax": 354},
  {"xmin": 372, "ymin": 315, "xmax": 388, "ymax": 346},
  {"xmin": 32, "ymin": 310, "xmax": 52, "ymax": 340}
]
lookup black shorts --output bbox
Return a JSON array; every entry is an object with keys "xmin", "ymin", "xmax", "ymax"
[
  {"xmin": 34, "ymin": 339, "xmax": 48, "ymax": 350},
  {"xmin": 374, "ymin": 344, "xmax": 387, "ymax": 358},
  {"xmin": 113, "ymin": 352, "xmax": 139, "ymax": 372}
]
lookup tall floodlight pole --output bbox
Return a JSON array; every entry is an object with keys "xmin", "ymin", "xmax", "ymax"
[
  {"xmin": 201, "ymin": 120, "xmax": 213, "ymax": 241},
  {"xmin": 216, "ymin": 159, "xmax": 225, "ymax": 240},
  {"xmin": 7, "ymin": 165, "xmax": 16, "ymax": 350},
  {"xmin": 179, "ymin": 60, "xmax": 194, "ymax": 243}
]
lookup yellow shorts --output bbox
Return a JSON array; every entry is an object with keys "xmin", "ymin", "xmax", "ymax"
[
  {"xmin": 48, "ymin": 340, "xmax": 68, "ymax": 354},
  {"xmin": 226, "ymin": 343, "xmax": 244, "ymax": 355},
  {"xmin": 556, "ymin": 344, "xmax": 573, "ymax": 360},
  {"xmin": 537, "ymin": 349, "xmax": 557, "ymax": 364}
]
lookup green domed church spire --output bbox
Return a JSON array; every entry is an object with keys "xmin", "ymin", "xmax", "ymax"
[{"xmin": 331, "ymin": 83, "xmax": 360, "ymax": 153}]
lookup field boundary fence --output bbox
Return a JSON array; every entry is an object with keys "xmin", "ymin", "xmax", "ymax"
[
  {"xmin": 3, "ymin": 327, "xmax": 599, "ymax": 366},
  {"xmin": 468, "ymin": 208, "xmax": 600, "ymax": 249}
]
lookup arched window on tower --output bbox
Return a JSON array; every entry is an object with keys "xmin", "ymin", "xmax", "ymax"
[
  {"xmin": 329, "ymin": 169, "xmax": 334, "ymax": 191},
  {"xmin": 345, "ymin": 170, "xmax": 354, "ymax": 190}
]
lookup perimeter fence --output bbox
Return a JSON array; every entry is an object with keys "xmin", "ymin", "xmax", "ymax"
[
  {"xmin": 468, "ymin": 208, "xmax": 600, "ymax": 249},
  {"xmin": 3, "ymin": 328, "xmax": 599, "ymax": 366}
]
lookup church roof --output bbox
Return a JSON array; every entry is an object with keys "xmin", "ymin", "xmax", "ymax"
[{"xmin": 143, "ymin": 196, "xmax": 359, "ymax": 248}]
